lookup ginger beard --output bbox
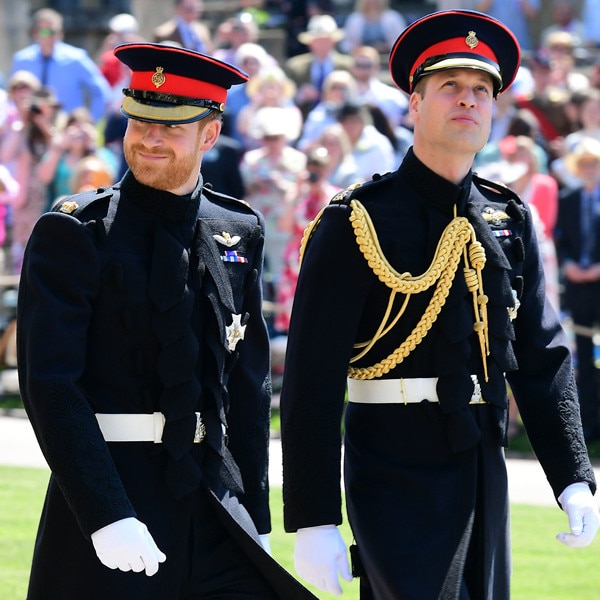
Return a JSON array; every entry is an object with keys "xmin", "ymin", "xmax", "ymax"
[{"xmin": 124, "ymin": 128, "xmax": 203, "ymax": 192}]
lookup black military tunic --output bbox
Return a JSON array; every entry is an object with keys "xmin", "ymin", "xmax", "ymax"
[
  {"xmin": 18, "ymin": 171, "xmax": 316, "ymax": 599},
  {"xmin": 281, "ymin": 148, "xmax": 596, "ymax": 599}
]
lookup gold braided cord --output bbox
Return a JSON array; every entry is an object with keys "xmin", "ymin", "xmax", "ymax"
[
  {"xmin": 347, "ymin": 199, "xmax": 489, "ymax": 381},
  {"xmin": 349, "ymin": 200, "xmax": 469, "ymax": 293},
  {"xmin": 298, "ymin": 206, "xmax": 327, "ymax": 268}
]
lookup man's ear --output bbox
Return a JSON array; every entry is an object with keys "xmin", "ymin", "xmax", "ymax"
[
  {"xmin": 201, "ymin": 118, "xmax": 222, "ymax": 151},
  {"xmin": 408, "ymin": 91, "xmax": 420, "ymax": 121}
]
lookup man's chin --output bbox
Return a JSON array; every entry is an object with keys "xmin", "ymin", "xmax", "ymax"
[{"xmin": 131, "ymin": 168, "xmax": 171, "ymax": 191}]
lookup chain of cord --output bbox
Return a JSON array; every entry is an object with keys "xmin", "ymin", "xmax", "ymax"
[
  {"xmin": 463, "ymin": 240, "xmax": 489, "ymax": 381},
  {"xmin": 352, "ymin": 291, "xmax": 410, "ymax": 358},
  {"xmin": 347, "ymin": 199, "xmax": 478, "ymax": 379}
]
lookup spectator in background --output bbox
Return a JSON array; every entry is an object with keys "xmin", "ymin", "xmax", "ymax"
[
  {"xmin": 153, "ymin": 0, "xmax": 213, "ymax": 53},
  {"xmin": 0, "ymin": 166, "xmax": 20, "ymax": 274},
  {"xmin": 221, "ymin": 43, "xmax": 277, "ymax": 140},
  {"xmin": 97, "ymin": 13, "xmax": 144, "ymax": 90},
  {"xmin": 474, "ymin": 0, "xmax": 540, "ymax": 50},
  {"xmin": 540, "ymin": 0, "xmax": 585, "ymax": 48},
  {"xmin": 582, "ymin": 0, "xmax": 600, "ymax": 47},
  {"xmin": 514, "ymin": 51, "xmax": 577, "ymax": 162},
  {"xmin": 556, "ymin": 137, "xmax": 600, "ymax": 442},
  {"xmin": 551, "ymin": 87, "xmax": 600, "ymax": 188},
  {"xmin": 240, "ymin": 106, "xmax": 306, "ymax": 298},
  {"xmin": 285, "ymin": 0, "xmax": 334, "ymax": 58},
  {"xmin": 0, "ymin": 87, "xmax": 62, "ymax": 273},
  {"xmin": 340, "ymin": 0, "xmax": 406, "ymax": 56},
  {"xmin": 213, "ymin": 13, "xmax": 259, "ymax": 66},
  {"xmin": 236, "ymin": 66, "xmax": 303, "ymax": 151},
  {"xmin": 68, "ymin": 155, "xmax": 114, "ymax": 195},
  {"xmin": 36, "ymin": 107, "xmax": 118, "ymax": 208},
  {"xmin": 543, "ymin": 31, "xmax": 590, "ymax": 94},
  {"xmin": 10, "ymin": 8, "xmax": 111, "ymax": 123},
  {"xmin": 350, "ymin": 45, "xmax": 409, "ymax": 129},
  {"xmin": 336, "ymin": 101, "xmax": 396, "ymax": 180},
  {"xmin": 308, "ymin": 122, "xmax": 363, "ymax": 188},
  {"xmin": 297, "ymin": 69, "xmax": 357, "ymax": 151},
  {"xmin": 275, "ymin": 146, "xmax": 341, "ymax": 334},
  {"xmin": 1, "ymin": 71, "xmax": 42, "ymax": 166},
  {"xmin": 499, "ymin": 135, "xmax": 560, "ymax": 310},
  {"xmin": 284, "ymin": 14, "xmax": 354, "ymax": 119}
]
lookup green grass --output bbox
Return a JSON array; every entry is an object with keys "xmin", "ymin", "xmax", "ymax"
[{"xmin": 2, "ymin": 466, "xmax": 600, "ymax": 600}]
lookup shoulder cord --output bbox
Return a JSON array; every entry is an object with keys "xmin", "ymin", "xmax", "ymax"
[{"xmin": 346, "ymin": 199, "xmax": 489, "ymax": 381}]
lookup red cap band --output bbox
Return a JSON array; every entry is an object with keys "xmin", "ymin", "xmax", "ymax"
[
  {"xmin": 129, "ymin": 70, "xmax": 228, "ymax": 104},
  {"xmin": 411, "ymin": 37, "xmax": 498, "ymax": 81}
]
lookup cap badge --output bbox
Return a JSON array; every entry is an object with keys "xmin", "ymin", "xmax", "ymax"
[
  {"xmin": 151, "ymin": 66, "xmax": 166, "ymax": 89},
  {"xmin": 465, "ymin": 31, "xmax": 479, "ymax": 49}
]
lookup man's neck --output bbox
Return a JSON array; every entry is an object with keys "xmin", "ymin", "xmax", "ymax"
[{"xmin": 412, "ymin": 144, "xmax": 473, "ymax": 185}]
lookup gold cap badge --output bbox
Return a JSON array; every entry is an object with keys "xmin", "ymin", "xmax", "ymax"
[
  {"xmin": 151, "ymin": 66, "xmax": 166, "ymax": 89},
  {"xmin": 465, "ymin": 31, "xmax": 478, "ymax": 49}
]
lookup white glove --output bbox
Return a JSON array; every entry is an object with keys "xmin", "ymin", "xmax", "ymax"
[
  {"xmin": 556, "ymin": 482, "xmax": 600, "ymax": 547},
  {"xmin": 91, "ymin": 517, "xmax": 167, "ymax": 576},
  {"xmin": 294, "ymin": 524, "xmax": 353, "ymax": 595},
  {"xmin": 259, "ymin": 533, "xmax": 272, "ymax": 555}
]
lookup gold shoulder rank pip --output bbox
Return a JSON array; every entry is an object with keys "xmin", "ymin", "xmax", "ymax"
[
  {"xmin": 331, "ymin": 182, "xmax": 362, "ymax": 203},
  {"xmin": 59, "ymin": 201, "xmax": 79, "ymax": 214}
]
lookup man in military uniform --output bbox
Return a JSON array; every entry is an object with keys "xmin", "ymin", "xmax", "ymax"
[
  {"xmin": 17, "ymin": 43, "xmax": 316, "ymax": 599},
  {"xmin": 280, "ymin": 10, "xmax": 600, "ymax": 599}
]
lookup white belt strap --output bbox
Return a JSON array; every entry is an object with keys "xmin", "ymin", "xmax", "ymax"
[
  {"xmin": 96, "ymin": 412, "xmax": 165, "ymax": 443},
  {"xmin": 347, "ymin": 376, "xmax": 485, "ymax": 405},
  {"xmin": 95, "ymin": 412, "xmax": 207, "ymax": 444}
]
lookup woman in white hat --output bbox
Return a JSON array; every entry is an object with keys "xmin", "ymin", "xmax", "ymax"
[{"xmin": 235, "ymin": 66, "xmax": 303, "ymax": 151}]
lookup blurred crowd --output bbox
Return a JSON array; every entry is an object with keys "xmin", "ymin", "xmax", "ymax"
[{"xmin": 3, "ymin": 0, "xmax": 600, "ymax": 435}]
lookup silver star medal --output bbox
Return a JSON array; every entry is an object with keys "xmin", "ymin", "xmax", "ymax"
[
  {"xmin": 507, "ymin": 289, "xmax": 520, "ymax": 321},
  {"xmin": 226, "ymin": 314, "xmax": 246, "ymax": 351}
]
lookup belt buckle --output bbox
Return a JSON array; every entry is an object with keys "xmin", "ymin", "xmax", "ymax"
[
  {"xmin": 470, "ymin": 375, "xmax": 486, "ymax": 404},
  {"xmin": 194, "ymin": 412, "xmax": 206, "ymax": 443}
]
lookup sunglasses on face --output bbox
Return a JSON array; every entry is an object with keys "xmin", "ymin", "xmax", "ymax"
[
  {"xmin": 11, "ymin": 83, "xmax": 33, "ymax": 91},
  {"xmin": 36, "ymin": 27, "xmax": 59, "ymax": 37}
]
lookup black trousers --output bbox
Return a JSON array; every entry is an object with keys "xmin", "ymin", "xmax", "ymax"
[
  {"xmin": 167, "ymin": 487, "xmax": 279, "ymax": 600},
  {"xmin": 27, "ymin": 483, "xmax": 278, "ymax": 600},
  {"xmin": 344, "ymin": 402, "xmax": 510, "ymax": 600}
]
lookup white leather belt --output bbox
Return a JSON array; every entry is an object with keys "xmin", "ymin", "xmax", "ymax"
[
  {"xmin": 347, "ymin": 375, "xmax": 486, "ymax": 405},
  {"xmin": 95, "ymin": 412, "xmax": 206, "ymax": 444}
]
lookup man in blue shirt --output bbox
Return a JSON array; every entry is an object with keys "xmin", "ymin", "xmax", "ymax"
[{"xmin": 11, "ymin": 8, "xmax": 111, "ymax": 123}]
